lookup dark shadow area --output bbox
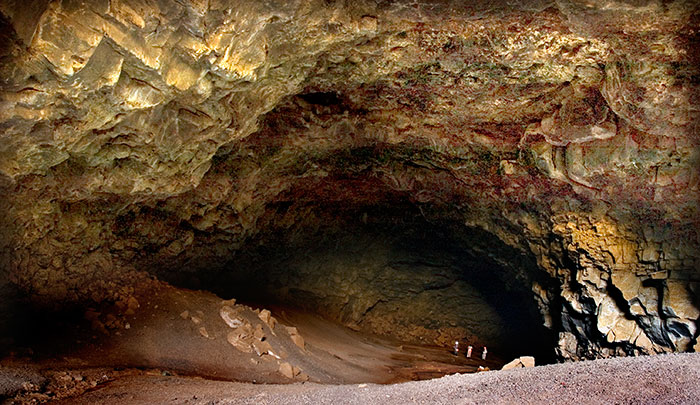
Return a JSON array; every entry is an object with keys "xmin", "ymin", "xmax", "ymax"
[{"xmin": 164, "ymin": 204, "xmax": 558, "ymax": 364}]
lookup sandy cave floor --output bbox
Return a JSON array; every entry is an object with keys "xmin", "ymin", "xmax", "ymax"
[
  {"xmin": 53, "ymin": 353, "xmax": 700, "ymax": 404},
  {"xmin": 0, "ymin": 283, "xmax": 698, "ymax": 404},
  {"xmin": 1, "ymin": 353, "xmax": 698, "ymax": 404},
  {"xmin": 1, "ymin": 283, "xmax": 499, "ymax": 403}
]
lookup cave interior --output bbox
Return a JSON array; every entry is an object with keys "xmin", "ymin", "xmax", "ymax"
[{"xmin": 0, "ymin": 0, "xmax": 699, "ymax": 396}]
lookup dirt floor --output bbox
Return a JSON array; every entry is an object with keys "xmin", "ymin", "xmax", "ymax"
[
  {"xmin": 1, "ymin": 283, "xmax": 698, "ymax": 403},
  {"xmin": 2, "ymin": 353, "xmax": 696, "ymax": 404},
  {"xmin": 0, "ymin": 283, "xmax": 500, "ymax": 402}
]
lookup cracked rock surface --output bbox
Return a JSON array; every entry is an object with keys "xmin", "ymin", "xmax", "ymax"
[{"xmin": 0, "ymin": 0, "xmax": 699, "ymax": 361}]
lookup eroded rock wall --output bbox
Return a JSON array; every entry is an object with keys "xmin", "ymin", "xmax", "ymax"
[
  {"xmin": 0, "ymin": 0, "xmax": 698, "ymax": 359},
  {"xmin": 199, "ymin": 221, "xmax": 551, "ymax": 356}
]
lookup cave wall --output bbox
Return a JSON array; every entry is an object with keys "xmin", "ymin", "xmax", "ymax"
[
  {"xmin": 0, "ymin": 0, "xmax": 698, "ymax": 360},
  {"xmin": 192, "ymin": 219, "xmax": 553, "ymax": 357}
]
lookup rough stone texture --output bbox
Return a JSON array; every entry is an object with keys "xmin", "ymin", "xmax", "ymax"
[
  {"xmin": 501, "ymin": 356, "xmax": 535, "ymax": 370},
  {"xmin": 213, "ymin": 224, "xmax": 551, "ymax": 356},
  {"xmin": 0, "ymin": 0, "xmax": 698, "ymax": 360}
]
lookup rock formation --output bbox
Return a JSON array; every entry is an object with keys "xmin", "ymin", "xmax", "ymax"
[
  {"xmin": 0, "ymin": 0, "xmax": 698, "ymax": 361},
  {"xmin": 501, "ymin": 356, "xmax": 536, "ymax": 370}
]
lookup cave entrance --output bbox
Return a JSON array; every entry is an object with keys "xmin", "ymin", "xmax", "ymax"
[
  {"xmin": 172, "ymin": 204, "xmax": 557, "ymax": 369},
  {"xmin": 0, "ymin": 203, "xmax": 558, "ymax": 386}
]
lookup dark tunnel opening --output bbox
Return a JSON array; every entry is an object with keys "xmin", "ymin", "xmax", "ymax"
[{"xmin": 157, "ymin": 203, "xmax": 559, "ymax": 365}]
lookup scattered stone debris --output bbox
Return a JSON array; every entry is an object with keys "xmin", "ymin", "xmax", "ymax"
[
  {"xmin": 3, "ymin": 367, "xmax": 134, "ymax": 403},
  {"xmin": 220, "ymin": 302, "xmax": 279, "ymax": 357},
  {"xmin": 0, "ymin": 365, "xmax": 46, "ymax": 398}
]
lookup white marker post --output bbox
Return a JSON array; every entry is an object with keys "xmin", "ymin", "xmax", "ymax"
[
  {"xmin": 466, "ymin": 345, "xmax": 473, "ymax": 358},
  {"xmin": 482, "ymin": 346, "xmax": 488, "ymax": 360},
  {"xmin": 453, "ymin": 341, "xmax": 459, "ymax": 355}
]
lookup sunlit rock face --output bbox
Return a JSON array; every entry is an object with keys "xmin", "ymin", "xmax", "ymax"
[{"xmin": 0, "ymin": 0, "xmax": 698, "ymax": 360}]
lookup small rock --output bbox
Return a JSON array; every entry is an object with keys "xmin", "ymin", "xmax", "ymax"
[
  {"xmin": 279, "ymin": 362, "xmax": 294, "ymax": 379},
  {"xmin": 180, "ymin": 310, "xmax": 189, "ymax": 320},
  {"xmin": 258, "ymin": 309, "xmax": 271, "ymax": 324},
  {"xmin": 521, "ymin": 356, "xmax": 535, "ymax": 368},
  {"xmin": 359, "ymin": 15, "xmax": 378, "ymax": 32},
  {"xmin": 252, "ymin": 340, "xmax": 273, "ymax": 357},
  {"xmin": 190, "ymin": 316, "xmax": 202, "ymax": 325},
  {"xmin": 286, "ymin": 326, "xmax": 305, "ymax": 350},
  {"xmin": 258, "ymin": 309, "xmax": 277, "ymax": 330},
  {"xmin": 227, "ymin": 331, "xmax": 253, "ymax": 353},
  {"xmin": 124, "ymin": 296, "xmax": 140, "ymax": 315},
  {"xmin": 220, "ymin": 306, "xmax": 243, "ymax": 328},
  {"xmin": 198, "ymin": 326, "xmax": 210, "ymax": 339},
  {"xmin": 501, "ymin": 356, "xmax": 535, "ymax": 370},
  {"xmin": 253, "ymin": 324, "xmax": 265, "ymax": 340},
  {"xmin": 291, "ymin": 334, "xmax": 305, "ymax": 350},
  {"xmin": 502, "ymin": 359, "xmax": 521, "ymax": 370}
]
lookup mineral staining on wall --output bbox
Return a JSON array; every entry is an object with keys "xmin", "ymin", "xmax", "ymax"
[{"xmin": 0, "ymin": 0, "xmax": 698, "ymax": 360}]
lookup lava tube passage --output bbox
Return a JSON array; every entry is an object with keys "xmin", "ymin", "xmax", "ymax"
[{"xmin": 1, "ymin": 0, "xmax": 699, "ymax": 403}]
